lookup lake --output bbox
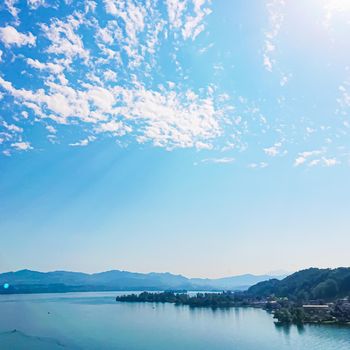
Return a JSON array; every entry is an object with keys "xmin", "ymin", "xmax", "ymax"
[{"xmin": 0, "ymin": 292, "xmax": 349, "ymax": 349}]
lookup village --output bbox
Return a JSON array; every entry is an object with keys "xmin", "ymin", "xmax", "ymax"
[{"xmin": 262, "ymin": 297, "xmax": 350, "ymax": 325}]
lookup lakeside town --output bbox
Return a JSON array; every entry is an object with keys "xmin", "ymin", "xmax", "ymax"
[{"xmin": 257, "ymin": 296, "xmax": 350, "ymax": 325}]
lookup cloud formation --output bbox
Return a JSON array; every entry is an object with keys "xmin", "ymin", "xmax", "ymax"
[
  {"xmin": 0, "ymin": 26, "xmax": 36, "ymax": 47},
  {"xmin": 0, "ymin": 0, "xmax": 349, "ymax": 167}
]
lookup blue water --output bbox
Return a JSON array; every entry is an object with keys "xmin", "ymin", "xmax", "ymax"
[{"xmin": 0, "ymin": 292, "xmax": 349, "ymax": 349}]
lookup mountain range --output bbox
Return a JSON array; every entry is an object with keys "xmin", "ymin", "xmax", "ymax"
[{"xmin": 0, "ymin": 269, "xmax": 288, "ymax": 294}]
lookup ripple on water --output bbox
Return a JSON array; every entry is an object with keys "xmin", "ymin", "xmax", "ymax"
[{"xmin": 0, "ymin": 329, "xmax": 66, "ymax": 350}]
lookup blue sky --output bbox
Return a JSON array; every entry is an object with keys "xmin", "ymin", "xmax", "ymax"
[{"xmin": 1, "ymin": 0, "xmax": 350, "ymax": 277}]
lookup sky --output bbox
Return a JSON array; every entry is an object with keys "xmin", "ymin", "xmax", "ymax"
[{"xmin": 0, "ymin": 0, "xmax": 350, "ymax": 278}]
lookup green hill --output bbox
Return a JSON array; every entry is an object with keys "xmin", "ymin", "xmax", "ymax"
[{"xmin": 248, "ymin": 267, "xmax": 350, "ymax": 301}]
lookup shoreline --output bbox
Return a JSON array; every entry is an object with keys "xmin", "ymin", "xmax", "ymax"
[{"xmin": 115, "ymin": 291, "xmax": 350, "ymax": 327}]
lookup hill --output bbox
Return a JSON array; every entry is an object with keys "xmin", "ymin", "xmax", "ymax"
[{"xmin": 247, "ymin": 267, "xmax": 350, "ymax": 300}]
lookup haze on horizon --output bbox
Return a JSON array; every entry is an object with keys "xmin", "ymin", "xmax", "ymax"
[{"xmin": 1, "ymin": 0, "xmax": 350, "ymax": 279}]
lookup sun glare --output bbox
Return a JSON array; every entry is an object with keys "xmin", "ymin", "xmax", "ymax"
[{"xmin": 325, "ymin": 0, "xmax": 350, "ymax": 12}]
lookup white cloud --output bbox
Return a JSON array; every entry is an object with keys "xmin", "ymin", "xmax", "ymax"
[
  {"xmin": 197, "ymin": 157, "xmax": 234, "ymax": 165},
  {"xmin": 337, "ymin": 81, "xmax": 350, "ymax": 111},
  {"xmin": 211, "ymin": 157, "xmax": 234, "ymax": 163},
  {"xmin": 263, "ymin": 55, "xmax": 273, "ymax": 72},
  {"xmin": 323, "ymin": 0, "xmax": 350, "ymax": 28},
  {"xmin": 5, "ymin": 0, "xmax": 19, "ymax": 20},
  {"xmin": 46, "ymin": 125, "xmax": 57, "ymax": 134},
  {"xmin": 124, "ymin": 2, "xmax": 146, "ymax": 45},
  {"xmin": 294, "ymin": 156, "xmax": 306, "ymax": 166},
  {"xmin": 280, "ymin": 74, "xmax": 291, "ymax": 87},
  {"xmin": 248, "ymin": 162, "xmax": 268, "ymax": 169},
  {"xmin": 103, "ymin": 69, "xmax": 117, "ymax": 81},
  {"xmin": 264, "ymin": 142, "xmax": 282, "ymax": 157},
  {"xmin": 166, "ymin": 0, "xmax": 211, "ymax": 41},
  {"xmin": 294, "ymin": 150, "xmax": 329, "ymax": 167},
  {"xmin": 104, "ymin": 0, "xmax": 145, "ymax": 46},
  {"xmin": 308, "ymin": 157, "xmax": 338, "ymax": 167},
  {"xmin": 11, "ymin": 141, "xmax": 32, "ymax": 151},
  {"xmin": 322, "ymin": 157, "xmax": 338, "ymax": 167},
  {"xmin": 129, "ymin": 86, "xmax": 224, "ymax": 150},
  {"xmin": 27, "ymin": 0, "xmax": 47, "ymax": 9},
  {"xmin": 1, "ymin": 0, "xmax": 342, "ymax": 167},
  {"xmin": 0, "ymin": 26, "xmax": 36, "ymax": 47},
  {"xmin": 264, "ymin": 147, "xmax": 278, "ymax": 157},
  {"xmin": 26, "ymin": 58, "xmax": 64, "ymax": 74},
  {"xmin": 86, "ymin": 86, "xmax": 116, "ymax": 113},
  {"xmin": 104, "ymin": 0, "xmax": 118, "ymax": 16},
  {"xmin": 195, "ymin": 141, "xmax": 213, "ymax": 150},
  {"xmin": 0, "ymin": 73, "xmax": 228, "ymax": 151},
  {"xmin": 263, "ymin": 0, "xmax": 285, "ymax": 72},
  {"xmin": 0, "ymin": 73, "xmax": 227, "ymax": 149},
  {"xmin": 167, "ymin": 0, "xmax": 187, "ymax": 29},
  {"xmin": 40, "ymin": 15, "xmax": 89, "ymax": 65},
  {"xmin": 97, "ymin": 27, "xmax": 114, "ymax": 44},
  {"xmin": 300, "ymin": 150, "xmax": 323, "ymax": 158},
  {"xmin": 182, "ymin": 0, "xmax": 211, "ymax": 40},
  {"xmin": 95, "ymin": 120, "xmax": 130, "ymax": 135},
  {"xmin": 0, "ymin": 132, "xmax": 12, "ymax": 144},
  {"xmin": 308, "ymin": 159, "xmax": 320, "ymax": 167},
  {"xmin": 0, "ymin": 77, "xmax": 100, "ymax": 123},
  {"xmin": 3, "ymin": 121, "xmax": 23, "ymax": 133},
  {"xmin": 69, "ymin": 135, "xmax": 96, "ymax": 147}
]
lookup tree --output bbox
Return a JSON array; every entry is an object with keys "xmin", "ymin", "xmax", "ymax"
[{"xmin": 312, "ymin": 279, "xmax": 339, "ymax": 299}]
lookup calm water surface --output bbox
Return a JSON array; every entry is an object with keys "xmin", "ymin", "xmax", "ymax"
[{"xmin": 0, "ymin": 292, "xmax": 349, "ymax": 349}]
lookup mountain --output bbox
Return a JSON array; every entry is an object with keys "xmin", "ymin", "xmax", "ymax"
[
  {"xmin": 189, "ymin": 274, "xmax": 281, "ymax": 290},
  {"xmin": 0, "ymin": 269, "xmax": 287, "ymax": 294},
  {"xmin": 247, "ymin": 267, "xmax": 350, "ymax": 300}
]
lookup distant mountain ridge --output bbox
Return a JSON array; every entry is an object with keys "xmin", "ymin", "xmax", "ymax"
[{"xmin": 0, "ymin": 269, "xmax": 288, "ymax": 294}]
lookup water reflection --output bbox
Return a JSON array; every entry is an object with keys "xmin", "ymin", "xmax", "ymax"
[
  {"xmin": 296, "ymin": 324, "xmax": 305, "ymax": 335},
  {"xmin": 274, "ymin": 322, "xmax": 291, "ymax": 336}
]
